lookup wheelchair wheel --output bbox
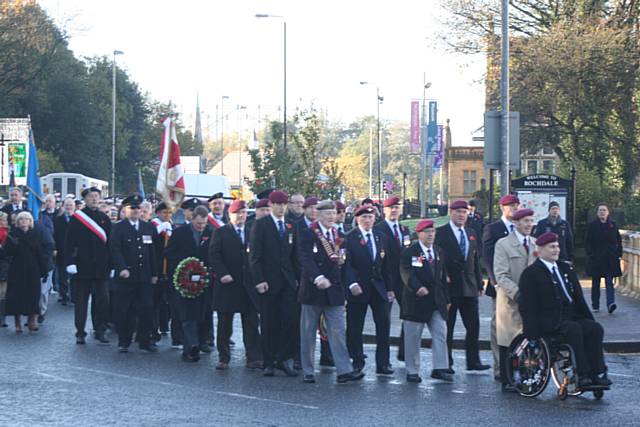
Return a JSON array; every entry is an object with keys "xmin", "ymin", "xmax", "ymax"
[
  {"xmin": 594, "ymin": 389, "xmax": 604, "ymax": 400},
  {"xmin": 507, "ymin": 335, "xmax": 551, "ymax": 398},
  {"xmin": 550, "ymin": 345, "xmax": 582, "ymax": 397}
]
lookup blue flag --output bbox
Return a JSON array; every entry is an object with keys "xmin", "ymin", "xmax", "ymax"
[
  {"xmin": 26, "ymin": 129, "xmax": 42, "ymax": 221},
  {"xmin": 137, "ymin": 168, "xmax": 145, "ymax": 199}
]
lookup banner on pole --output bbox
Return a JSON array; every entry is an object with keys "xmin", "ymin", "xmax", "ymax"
[
  {"xmin": 410, "ymin": 101, "xmax": 420, "ymax": 154},
  {"xmin": 433, "ymin": 125, "xmax": 444, "ymax": 169},
  {"xmin": 427, "ymin": 101, "xmax": 438, "ymax": 154}
]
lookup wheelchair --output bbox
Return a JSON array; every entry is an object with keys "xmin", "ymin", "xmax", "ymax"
[{"xmin": 506, "ymin": 334, "xmax": 609, "ymax": 400}]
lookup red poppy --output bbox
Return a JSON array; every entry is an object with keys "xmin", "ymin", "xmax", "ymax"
[
  {"xmin": 469, "ymin": 235, "xmax": 476, "ymax": 241},
  {"xmin": 286, "ymin": 223, "xmax": 293, "ymax": 230},
  {"xmin": 360, "ymin": 239, "xmax": 366, "ymax": 246}
]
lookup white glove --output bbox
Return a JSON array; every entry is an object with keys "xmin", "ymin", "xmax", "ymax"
[
  {"xmin": 66, "ymin": 264, "xmax": 78, "ymax": 275},
  {"xmin": 110, "ymin": 269, "xmax": 115, "ymax": 279}
]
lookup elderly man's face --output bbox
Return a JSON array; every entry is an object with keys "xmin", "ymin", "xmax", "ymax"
[
  {"xmin": 538, "ymin": 241, "xmax": 560, "ymax": 262},
  {"xmin": 304, "ymin": 205, "xmax": 318, "ymax": 222},
  {"xmin": 9, "ymin": 189, "xmax": 21, "ymax": 204},
  {"xmin": 317, "ymin": 209, "xmax": 336, "ymax": 229},
  {"xmin": 450, "ymin": 208, "xmax": 468, "ymax": 227},
  {"xmin": 210, "ymin": 199, "xmax": 224, "ymax": 215},
  {"xmin": 288, "ymin": 195, "xmax": 304, "ymax": 215},
  {"xmin": 357, "ymin": 213, "xmax": 375, "ymax": 231},
  {"xmin": 140, "ymin": 205, "xmax": 152, "ymax": 221},
  {"xmin": 515, "ymin": 216, "xmax": 535, "ymax": 236},
  {"xmin": 256, "ymin": 206, "xmax": 271, "ymax": 219}
]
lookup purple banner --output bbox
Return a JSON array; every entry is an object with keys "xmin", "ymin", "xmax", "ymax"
[
  {"xmin": 410, "ymin": 101, "xmax": 420, "ymax": 154},
  {"xmin": 433, "ymin": 124, "xmax": 444, "ymax": 169}
]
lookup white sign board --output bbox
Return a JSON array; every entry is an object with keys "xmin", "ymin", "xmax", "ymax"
[
  {"xmin": 517, "ymin": 191, "xmax": 566, "ymax": 224},
  {"xmin": 0, "ymin": 118, "xmax": 31, "ymax": 186}
]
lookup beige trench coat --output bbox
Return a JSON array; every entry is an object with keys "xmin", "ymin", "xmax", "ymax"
[{"xmin": 493, "ymin": 232, "xmax": 537, "ymax": 346}]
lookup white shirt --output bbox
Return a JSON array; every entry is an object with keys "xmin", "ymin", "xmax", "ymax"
[
  {"xmin": 539, "ymin": 258, "xmax": 573, "ymax": 303},
  {"xmin": 304, "ymin": 216, "xmax": 313, "ymax": 228},
  {"xmin": 502, "ymin": 215, "xmax": 515, "ymax": 233},
  {"xmin": 234, "ymin": 225, "xmax": 245, "ymax": 244},
  {"xmin": 129, "ymin": 220, "xmax": 139, "ymax": 231},
  {"xmin": 418, "ymin": 241, "xmax": 436, "ymax": 262},
  {"xmin": 334, "ymin": 223, "xmax": 345, "ymax": 234},
  {"xmin": 385, "ymin": 219, "xmax": 402, "ymax": 246},
  {"xmin": 318, "ymin": 223, "xmax": 334, "ymax": 244},
  {"xmin": 270, "ymin": 213, "xmax": 286, "ymax": 229},
  {"xmin": 514, "ymin": 229, "xmax": 530, "ymax": 249},
  {"xmin": 449, "ymin": 221, "xmax": 469, "ymax": 258}
]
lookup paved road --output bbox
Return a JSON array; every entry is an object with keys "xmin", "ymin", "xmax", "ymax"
[{"xmin": 1, "ymin": 300, "xmax": 639, "ymax": 426}]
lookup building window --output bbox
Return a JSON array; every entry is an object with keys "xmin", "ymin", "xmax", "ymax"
[
  {"xmin": 542, "ymin": 160, "xmax": 553, "ymax": 173},
  {"xmin": 542, "ymin": 147, "xmax": 554, "ymax": 155},
  {"xmin": 463, "ymin": 170, "xmax": 477, "ymax": 195},
  {"xmin": 527, "ymin": 160, "xmax": 538, "ymax": 174}
]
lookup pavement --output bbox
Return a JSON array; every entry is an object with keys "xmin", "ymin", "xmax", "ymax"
[
  {"xmin": 1, "ymin": 299, "xmax": 640, "ymax": 426},
  {"xmin": 363, "ymin": 281, "xmax": 640, "ymax": 353}
]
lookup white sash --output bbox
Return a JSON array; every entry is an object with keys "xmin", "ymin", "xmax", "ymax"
[{"xmin": 74, "ymin": 210, "xmax": 107, "ymax": 243}]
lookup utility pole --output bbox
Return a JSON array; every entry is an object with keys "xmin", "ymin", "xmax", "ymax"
[{"xmin": 500, "ymin": 0, "xmax": 510, "ymax": 196}]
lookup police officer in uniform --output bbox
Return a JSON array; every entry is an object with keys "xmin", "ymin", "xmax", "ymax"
[
  {"xmin": 64, "ymin": 187, "xmax": 111, "ymax": 345},
  {"xmin": 109, "ymin": 195, "xmax": 159, "ymax": 353},
  {"xmin": 180, "ymin": 198, "xmax": 202, "ymax": 225},
  {"xmin": 532, "ymin": 201, "xmax": 574, "ymax": 262}
]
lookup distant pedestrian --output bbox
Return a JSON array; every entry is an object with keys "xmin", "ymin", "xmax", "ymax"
[
  {"xmin": 585, "ymin": 203, "xmax": 623, "ymax": 314},
  {"xmin": 0, "ymin": 212, "xmax": 10, "ymax": 327},
  {"xmin": 533, "ymin": 201, "xmax": 574, "ymax": 262}
]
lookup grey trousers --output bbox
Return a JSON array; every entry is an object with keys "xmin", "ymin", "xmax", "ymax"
[
  {"xmin": 403, "ymin": 311, "xmax": 448, "ymax": 375},
  {"xmin": 300, "ymin": 304, "xmax": 352, "ymax": 376},
  {"xmin": 490, "ymin": 297, "xmax": 499, "ymax": 377}
]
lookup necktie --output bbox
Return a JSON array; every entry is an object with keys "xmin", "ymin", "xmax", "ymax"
[
  {"xmin": 459, "ymin": 228, "xmax": 467, "ymax": 259},
  {"xmin": 326, "ymin": 230, "xmax": 332, "ymax": 244},
  {"xmin": 366, "ymin": 233, "xmax": 375, "ymax": 261},
  {"xmin": 277, "ymin": 220, "xmax": 285, "ymax": 239},
  {"xmin": 552, "ymin": 266, "xmax": 573, "ymax": 303},
  {"xmin": 237, "ymin": 228, "xmax": 244, "ymax": 244},
  {"xmin": 393, "ymin": 223, "xmax": 401, "ymax": 247},
  {"xmin": 427, "ymin": 248, "xmax": 434, "ymax": 265},
  {"xmin": 509, "ymin": 224, "xmax": 515, "ymax": 233},
  {"xmin": 523, "ymin": 237, "xmax": 529, "ymax": 254}
]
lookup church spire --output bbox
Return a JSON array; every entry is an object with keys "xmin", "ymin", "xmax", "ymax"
[{"xmin": 194, "ymin": 92, "xmax": 203, "ymax": 147}]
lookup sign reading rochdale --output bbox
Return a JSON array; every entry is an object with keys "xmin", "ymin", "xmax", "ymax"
[
  {"xmin": 511, "ymin": 174, "xmax": 572, "ymax": 189},
  {"xmin": 511, "ymin": 174, "xmax": 574, "ymax": 225}
]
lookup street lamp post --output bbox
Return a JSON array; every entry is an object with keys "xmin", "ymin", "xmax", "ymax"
[
  {"xmin": 237, "ymin": 105, "xmax": 247, "ymax": 190},
  {"xmin": 419, "ymin": 77, "xmax": 432, "ymax": 218},
  {"xmin": 220, "ymin": 95, "xmax": 229, "ymax": 175},
  {"xmin": 360, "ymin": 81, "xmax": 383, "ymax": 200},
  {"xmin": 255, "ymin": 14, "xmax": 287, "ymax": 149},
  {"xmin": 112, "ymin": 49, "xmax": 123, "ymax": 197}
]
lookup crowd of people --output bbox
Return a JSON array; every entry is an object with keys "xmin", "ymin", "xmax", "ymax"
[{"xmin": 0, "ymin": 185, "xmax": 620, "ymax": 389}]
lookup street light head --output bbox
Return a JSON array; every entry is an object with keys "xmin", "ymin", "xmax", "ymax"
[
  {"xmin": 378, "ymin": 96, "xmax": 384, "ymax": 103},
  {"xmin": 222, "ymin": 95, "xmax": 230, "ymax": 100},
  {"xmin": 359, "ymin": 81, "xmax": 368, "ymax": 85},
  {"xmin": 425, "ymin": 82, "xmax": 432, "ymax": 89},
  {"xmin": 113, "ymin": 50, "xmax": 124, "ymax": 55},
  {"xmin": 255, "ymin": 14, "xmax": 269, "ymax": 18}
]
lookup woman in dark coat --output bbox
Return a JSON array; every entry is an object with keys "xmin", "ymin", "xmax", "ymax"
[
  {"xmin": 585, "ymin": 203, "xmax": 623, "ymax": 314},
  {"xmin": 2, "ymin": 211, "xmax": 48, "ymax": 332}
]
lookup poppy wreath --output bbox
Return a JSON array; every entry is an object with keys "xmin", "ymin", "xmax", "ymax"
[{"xmin": 173, "ymin": 257, "xmax": 209, "ymax": 299}]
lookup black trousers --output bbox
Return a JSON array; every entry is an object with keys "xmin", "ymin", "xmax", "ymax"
[
  {"xmin": 346, "ymin": 291, "xmax": 391, "ymax": 369},
  {"xmin": 167, "ymin": 284, "xmax": 184, "ymax": 344},
  {"xmin": 447, "ymin": 296, "xmax": 481, "ymax": 367},
  {"xmin": 113, "ymin": 281, "xmax": 154, "ymax": 347},
  {"xmin": 152, "ymin": 278, "xmax": 170, "ymax": 334},
  {"xmin": 259, "ymin": 285, "xmax": 297, "ymax": 368},
  {"xmin": 56, "ymin": 262, "xmax": 71, "ymax": 303},
  {"xmin": 73, "ymin": 278, "xmax": 109, "ymax": 337},
  {"xmin": 499, "ymin": 345, "xmax": 510, "ymax": 385},
  {"xmin": 202, "ymin": 288, "xmax": 215, "ymax": 346},
  {"xmin": 217, "ymin": 310, "xmax": 262, "ymax": 364},
  {"xmin": 555, "ymin": 319, "xmax": 605, "ymax": 376}
]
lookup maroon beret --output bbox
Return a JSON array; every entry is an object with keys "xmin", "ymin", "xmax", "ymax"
[
  {"xmin": 355, "ymin": 206, "xmax": 375, "ymax": 217},
  {"xmin": 416, "ymin": 219, "xmax": 434, "ymax": 233},
  {"xmin": 512, "ymin": 208, "xmax": 535, "ymax": 221},
  {"xmin": 499, "ymin": 194, "xmax": 520, "ymax": 206},
  {"xmin": 449, "ymin": 199, "xmax": 469, "ymax": 210},
  {"xmin": 268, "ymin": 190, "xmax": 289, "ymax": 204},
  {"xmin": 383, "ymin": 196, "xmax": 401, "ymax": 208},
  {"xmin": 536, "ymin": 232, "xmax": 558, "ymax": 247},
  {"xmin": 229, "ymin": 200, "xmax": 246, "ymax": 213},
  {"xmin": 335, "ymin": 201, "xmax": 346, "ymax": 211},
  {"xmin": 302, "ymin": 197, "xmax": 319, "ymax": 209},
  {"xmin": 255, "ymin": 199, "xmax": 270, "ymax": 209}
]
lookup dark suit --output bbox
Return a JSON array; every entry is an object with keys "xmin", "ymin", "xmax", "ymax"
[
  {"xmin": 164, "ymin": 223, "xmax": 213, "ymax": 354},
  {"xmin": 0, "ymin": 202, "xmax": 28, "ymax": 216},
  {"xmin": 466, "ymin": 212, "xmax": 484, "ymax": 254},
  {"xmin": 343, "ymin": 227, "xmax": 392, "ymax": 370},
  {"xmin": 249, "ymin": 215, "xmax": 299, "ymax": 368},
  {"xmin": 53, "ymin": 213, "xmax": 73, "ymax": 303},
  {"xmin": 64, "ymin": 207, "xmax": 111, "ymax": 337},
  {"xmin": 374, "ymin": 219, "xmax": 411, "ymax": 359},
  {"xmin": 151, "ymin": 220, "xmax": 173, "ymax": 338},
  {"xmin": 209, "ymin": 223, "xmax": 261, "ymax": 364},
  {"xmin": 435, "ymin": 223, "xmax": 484, "ymax": 367},
  {"xmin": 109, "ymin": 220, "xmax": 158, "ymax": 347},
  {"xmin": 585, "ymin": 219, "xmax": 623, "ymax": 310},
  {"xmin": 519, "ymin": 259, "xmax": 605, "ymax": 376}
]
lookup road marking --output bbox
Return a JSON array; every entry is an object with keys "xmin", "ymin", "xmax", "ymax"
[
  {"xmin": 608, "ymin": 372, "xmax": 635, "ymax": 378},
  {"xmin": 68, "ymin": 366, "xmax": 319, "ymax": 410},
  {"xmin": 5, "ymin": 363, "xmax": 81, "ymax": 385}
]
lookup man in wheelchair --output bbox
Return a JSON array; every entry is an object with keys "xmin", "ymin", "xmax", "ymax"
[{"xmin": 518, "ymin": 232, "xmax": 612, "ymax": 389}]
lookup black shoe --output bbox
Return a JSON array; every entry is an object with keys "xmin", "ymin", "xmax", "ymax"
[
  {"xmin": 76, "ymin": 336, "xmax": 86, "ymax": 345},
  {"xmin": 337, "ymin": 371, "xmax": 365, "ymax": 383},
  {"xmin": 263, "ymin": 366, "xmax": 275, "ymax": 377},
  {"xmin": 494, "ymin": 375, "xmax": 501, "ymax": 382},
  {"xmin": 319, "ymin": 357, "xmax": 335, "ymax": 367},
  {"xmin": 303, "ymin": 375, "xmax": 316, "ymax": 384},
  {"xmin": 593, "ymin": 373, "xmax": 612, "ymax": 387},
  {"xmin": 276, "ymin": 360, "xmax": 298, "ymax": 377},
  {"xmin": 293, "ymin": 360, "xmax": 302, "ymax": 370},
  {"xmin": 467, "ymin": 363, "xmax": 491, "ymax": 371},
  {"xmin": 397, "ymin": 353, "xmax": 405, "ymax": 362},
  {"xmin": 199, "ymin": 344, "xmax": 212, "ymax": 354},
  {"xmin": 37, "ymin": 314, "xmax": 45, "ymax": 324},
  {"xmin": 229, "ymin": 339, "xmax": 235, "ymax": 346},
  {"xmin": 152, "ymin": 332, "xmax": 162, "ymax": 343},
  {"xmin": 501, "ymin": 383, "xmax": 518, "ymax": 393},
  {"xmin": 94, "ymin": 333, "xmax": 110, "ymax": 344},
  {"xmin": 61, "ymin": 300, "xmax": 68, "ymax": 306},
  {"xmin": 406, "ymin": 374, "xmax": 422, "ymax": 383},
  {"xmin": 578, "ymin": 376, "xmax": 594, "ymax": 389},
  {"xmin": 376, "ymin": 366, "xmax": 395, "ymax": 375},
  {"xmin": 0, "ymin": 323, "xmax": 7, "ymax": 328},
  {"xmin": 431, "ymin": 369, "xmax": 454, "ymax": 382},
  {"xmin": 140, "ymin": 344, "xmax": 159, "ymax": 353},
  {"xmin": 118, "ymin": 346, "xmax": 129, "ymax": 353},
  {"xmin": 182, "ymin": 353, "xmax": 199, "ymax": 362},
  {"xmin": 445, "ymin": 367, "xmax": 455, "ymax": 374},
  {"xmin": 352, "ymin": 361, "xmax": 365, "ymax": 373},
  {"xmin": 592, "ymin": 307, "xmax": 600, "ymax": 313},
  {"xmin": 608, "ymin": 303, "xmax": 617, "ymax": 314}
]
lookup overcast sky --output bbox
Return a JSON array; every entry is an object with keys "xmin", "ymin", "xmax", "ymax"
[{"xmin": 41, "ymin": 0, "xmax": 486, "ymax": 145}]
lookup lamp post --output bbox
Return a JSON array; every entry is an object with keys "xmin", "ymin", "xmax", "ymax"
[
  {"xmin": 220, "ymin": 95, "xmax": 229, "ymax": 175},
  {"xmin": 255, "ymin": 14, "xmax": 287, "ymax": 149},
  {"xmin": 112, "ymin": 49, "xmax": 123, "ymax": 196},
  {"xmin": 419, "ymin": 77, "xmax": 432, "ymax": 218},
  {"xmin": 236, "ymin": 105, "xmax": 247, "ymax": 190},
  {"xmin": 360, "ymin": 82, "xmax": 383, "ymax": 200}
]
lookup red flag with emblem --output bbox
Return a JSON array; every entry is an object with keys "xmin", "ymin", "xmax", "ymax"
[{"xmin": 156, "ymin": 117, "xmax": 185, "ymax": 209}]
